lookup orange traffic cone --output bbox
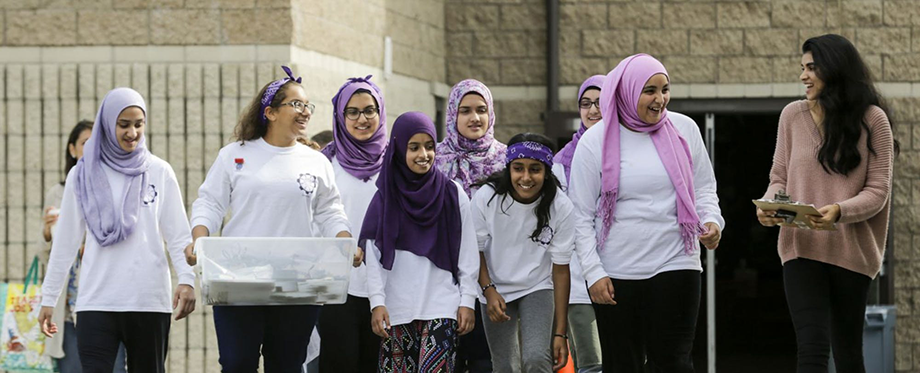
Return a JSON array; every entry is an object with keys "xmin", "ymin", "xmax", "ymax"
[{"xmin": 558, "ymin": 341, "xmax": 576, "ymax": 373}]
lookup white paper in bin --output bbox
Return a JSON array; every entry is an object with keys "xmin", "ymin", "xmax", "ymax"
[{"xmin": 195, "ymin": 237, "xmax": 356, "ymax": 306}]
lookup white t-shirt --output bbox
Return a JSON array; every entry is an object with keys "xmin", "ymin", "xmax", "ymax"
[
  {"xmin": 330, "ymin": 158, "xmax": 378, "ymax": 298},
  {"xmin": 569, "ymin": 112, "xmax": 725, "ymax": 283},
  {"xmin": 365, "ymin": 182, "xmax": 479, "ymax": 327},
  {"xmin": 551, "ymin": 162, "xmax": 592, "ymax": 304},
  {"xmin": 41, "ymin": 156, "xmax": 195, "ymax": 313},
  {"xmin": 190, "ymin": 138, "xmax": 351, "ymax": 239},
  {"xmin": 471, "ymin": 184, "xmax": 574, "ymax": 304}
]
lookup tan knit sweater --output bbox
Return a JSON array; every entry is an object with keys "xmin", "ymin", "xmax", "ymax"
[{"xmin": 763, "ymin": 100, "xmax": 893, "ymax": 278}]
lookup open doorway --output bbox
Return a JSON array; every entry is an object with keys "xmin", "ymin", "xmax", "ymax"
[{"xmin": 686, "ymin": 111, "xmax": 796, "ymax": 372}]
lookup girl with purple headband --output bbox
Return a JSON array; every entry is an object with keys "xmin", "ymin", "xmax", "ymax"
[
  {"xmin": 568, "ymin": 54, "xmax": 724, "ymax": 372},
  {"xmin": 472, "ymin": 133, "xmax": 575, "ymax": 372},
  {"xmin": 38, "ymin": 88, "xmax": 196, "ymax": 372},
  {"xmin": 187, "ymin": 66, "xmax": 355, "ymax": 372},
  {"xmin": 316, "ymin": 75, "xmax": 387, "ymax": 373},
  {"xmin": 551, "ymin": 75, "xmax": 605, "ymax": 373},
  {"xmin": 361, "ymin": 112, "xmax": 479, "ymax": 373}
]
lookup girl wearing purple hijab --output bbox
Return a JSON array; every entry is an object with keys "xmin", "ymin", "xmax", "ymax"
[
  {"xmin": 317, "ymin": 76, "xmax": 387, "ymax": 372},
  {"xmin": 435, "ymin": 79, "xmax": 508, "ymax": 198},
  {"xmin": 188, "ymin": 67, "xmax": 354, "ymax": 372},
  {"xmin": 38, "ymin": 88, "xmax": 196, "ymax": 372},
  {"xmin": 551, "ymin": 75, "xmax": 605, "ymax": 373},
  {"xmin": 361, "ymin": 112, "xmax": 479, "ymax": 373},
  {"xmin": 568, "ymin": 54, "xmax": 724, "ymax": 372}
]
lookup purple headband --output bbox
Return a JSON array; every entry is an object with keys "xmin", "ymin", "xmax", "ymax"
[
  {"xmin": 506, "ymin": 141, "xmax": 554, "ymax": 168},
  {"xmin": 260, "ymin": 65, "xmax": 302, "ymax": 124}
]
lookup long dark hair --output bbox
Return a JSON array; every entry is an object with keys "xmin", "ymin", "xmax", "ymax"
[
  {"xmin": 62, "ymin": 120, "xmax": 93, "ymax": 184},
  {"xmin": 803, "ymin": 34, "xmax": 899, "ymax": 175},
  {"xmin": 233, "ymin": 80, "xmax": 300, "ymax": 142},
  {"xmin": 477, "ymin": 133, "xmax": 560, "ymax": 242}
]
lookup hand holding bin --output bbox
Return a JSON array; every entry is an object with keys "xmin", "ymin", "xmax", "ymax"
[{"xmin": 194, "ymin": 237, "xmax": 357, "ymax": 306}]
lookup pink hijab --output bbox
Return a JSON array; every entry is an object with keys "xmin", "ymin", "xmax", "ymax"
[{"xmin": 597, "ymin": 54, "xmax": 705, "ymax": 254}]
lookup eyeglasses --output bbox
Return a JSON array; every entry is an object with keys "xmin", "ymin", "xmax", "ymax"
[
  {"xmin": 579, "ymin": 99, "xmax": 601, "ymax": 110},
  {"xmin": 280, "ymin": 100, "xmax": 315, "ymax": 115},
  {"xmin": 344, "ymin": 107, "xmax": 379, "ymax": 121}
]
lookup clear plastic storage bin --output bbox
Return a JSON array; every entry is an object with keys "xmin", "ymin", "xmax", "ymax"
[{"xmin": 195, "ymin": 237, "xmax": 356, "ymax": 306}]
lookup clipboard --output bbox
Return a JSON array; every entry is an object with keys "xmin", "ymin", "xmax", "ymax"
[{"xmin": 752, "ymin": 199, "xmax": 837, "ymax": 231}]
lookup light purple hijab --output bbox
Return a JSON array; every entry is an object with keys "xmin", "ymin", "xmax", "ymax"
[
  {"xmin": 435, "ymin": 79, "xmax": 507, "ymax": 198},
  {"xmin": 321, "ymin": 75, "xmax": 388, "ymax": 181},
  {"xmin": 554, "ymin": 74, "xmax": 605, "ymax": 184},
  {"xmin": 597, "ymin": 54, "xmax": 704, "ymax": 254},
  {"xmin": 73, "ymin": 87, "xmax": 150, "ymax": 247}
]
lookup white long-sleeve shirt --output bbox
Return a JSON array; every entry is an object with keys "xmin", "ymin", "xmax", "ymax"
[
  {"xmin": 41, "ymin": 156, "xmax": 195, "ymax": 313},
  {"xmin": 471, "ymin": 184, "xmax": 574, "ymax": 304},
  {"xmin": 330, "ymin": 158, "xmax": 377, "ymax": 298},
  {"xmin": 551, "ymin": 163, "xmax": 592, "ymax": 304},
  {"xmin": 190, "ymin": 138, "xmax": 351, "ymax": 239},
  {"xmin": 569, "ymin": 112, "xmax": 725, "ymax": 284},
  {"xmin": 365, "ymin": 182, "xmax": 479, "ymax": 326}
]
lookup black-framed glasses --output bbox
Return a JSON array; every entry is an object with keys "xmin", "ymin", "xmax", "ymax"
[
  {"xmin": 344, "ymin": 107, "xmax": 379, "ymax": 121},
  {"xmin": 579, "ymin": 99, "xmax": 601, "ymax": 110},
  {"xmin": 281, "ymin": 100, "xmax": 315, "ymax": 115}
]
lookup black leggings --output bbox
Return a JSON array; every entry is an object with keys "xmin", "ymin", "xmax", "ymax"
[
  {"xmin": 593, "ymin": 270, "xmax": 701, "ymax": 373},
  {"xmin": 76, "ymin": 311, "xmax": 171, "ymax": 373},
  {"xmin": 783, "ymin": 258, "xmax": 871, "ymax": 373}
]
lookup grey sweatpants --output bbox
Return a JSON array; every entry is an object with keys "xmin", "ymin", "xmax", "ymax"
[
  {"xmin": 567, "ymin": 304, "xmax": 603, "ymax": 373},
  {"xmin": 481, "ymin": 289, "xmax": 555, "ymax": 373}
]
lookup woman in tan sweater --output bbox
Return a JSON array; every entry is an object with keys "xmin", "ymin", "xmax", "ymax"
[{"xmin": 756, "ymin": 34, "xmax": 897, "ymax": 373}]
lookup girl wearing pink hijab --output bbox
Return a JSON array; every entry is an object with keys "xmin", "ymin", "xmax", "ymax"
[{"xmin": 568, "ymin": 54, "xmax": 724, "ymax": 372}]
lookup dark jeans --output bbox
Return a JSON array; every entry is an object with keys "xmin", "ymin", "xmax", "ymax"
[
  {"xmin": 593, "ymin": 270, "xmax": 701, "ymax": 373},
  {"xmin": 783, "ymin": 258, "xmax": 871, "ymax": 373},
  {"xmin": 75, "ymin": 312, "xmax": 170, "ymax": 373},
  {"xmin": 213, "ymin": 305, "xmax": 320, "ymax": 373},
  {"xmin": 317, "ymin": 295, "xmax": 380, "ymax": 373}
]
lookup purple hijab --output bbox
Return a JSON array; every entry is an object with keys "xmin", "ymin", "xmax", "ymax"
[
  {"xmin": 321, "ymin": 75, "xmax": 387, "ymax": 181},
  {"xmin": 597, "ymin": 54, "xmax": 704, "ymax": 254},
  {"xmin": 359, "ymin": 112, "xmax": 463, "ymax": 282},
  {"xmin": 435, "ymin": 79, "xmax": 507, "ymax": 198},
  {"xmin": 554, "ymin": 75, "xmax": 605, "ymax": 184},
  {"xmin": 73, "ymin": 87, "xmax": 150, "ymax": 247}
]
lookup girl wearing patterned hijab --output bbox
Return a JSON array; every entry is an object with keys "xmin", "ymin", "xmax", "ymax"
[
  {"xmin": 568, "ymin": 54, "xmax": 724, "ymax": 372},
  {"xmin": 361, "ymin": 112, "xmax": 479, "ymax": 373},
  {"xmin": 435, "ymin": 79, "xmax": 508, "ymax": 198},
  {"xmin": 39, "ymin": 88, "xmax": 196, "ymax": 372},
  {"xmin": 317, "ymin": 76, "xmax": 387, "ymax": 372}
]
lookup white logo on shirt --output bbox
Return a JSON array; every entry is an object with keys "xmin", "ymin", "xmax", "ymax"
[
  {"xmin": 142, "ymin": 184, "xmax": 158, "ymax": 206},
  {"xmin": 297, "ymin": 173, "xmax": 318, "ymax": 196},
  {"xmin": 533, "ymin": 225, "xmax": 554, "ymax": 247}
]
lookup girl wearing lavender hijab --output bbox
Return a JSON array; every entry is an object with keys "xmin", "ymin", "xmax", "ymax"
[
  {"xmin": 756, "ymin": 34, "xmax": 895, "ymax": 373},
  {"xmin": 38, "ymin": 88, "xmax": 197, "ymax": 372},
  {"xmin": 39, "ymin": 120, "xmax": 129, "ymax": 373},
  {"xmin": 568, "ymin": 54, "xmax": 724, "ymax": 372},
  {"xmin": 473, "ymin": 133, "xmax": 574, "ymax": 372},
  {"xmin": 551, "ymin": 75, "xmax": 605, "ymax": 373},
  {"xmin": 316, "ymin": 76, "xmax": 387, "ymax": 372},
  {"xmin": 186, "ymin": 66, "xmax": 355, "ymax": 372},
  {"xmin": 361, "ymin": 112, "xmax": 479, "ymax": 373},
  {"xmin": 435, "ymin": 79, "xmax": 505, "ymax": 371}
]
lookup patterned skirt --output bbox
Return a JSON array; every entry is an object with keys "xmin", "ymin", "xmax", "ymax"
[{"xmin": 379, "ymin": 318, "xmax": 458, "ymax": 373}]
